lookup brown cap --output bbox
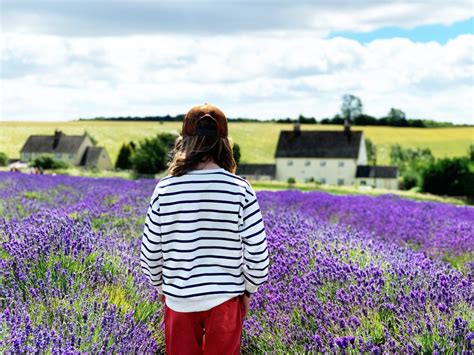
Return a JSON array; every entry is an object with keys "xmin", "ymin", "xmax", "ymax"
[{"xmin": 182, "ymin": 103, "xmax": 228, "ymax": 138}]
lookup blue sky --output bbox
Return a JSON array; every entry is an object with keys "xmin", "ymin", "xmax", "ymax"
[
  {"xmin": 1, "ymin": 1, "xmax": 473, "ymax": 124},
  {"xmin": 329, "ymin": 17, "xmax": 474, "ymax": 44}
]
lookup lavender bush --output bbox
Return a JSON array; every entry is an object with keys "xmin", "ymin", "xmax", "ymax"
[{"xmin": 0, "ymin": 171, "xmax": 472, "ymax": 353}]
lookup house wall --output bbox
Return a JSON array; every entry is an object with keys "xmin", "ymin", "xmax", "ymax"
[
  {"xmin": 75, "ymin": 136, "xmax": 94, "ymax": 165},
  {"xmin": 355, "ymin": 177, "xmax": 399, "ymax": 190},
  {"xmin": 357, "ymin": 132, "xmax": 368, "ymax": 165},
  {"xmin": 275, "ymin": 157, "xmax": 357, "ymax": 185},
  {"xmin": 95, "ymin": 149, "xmax": 113, "ymax": 170}
]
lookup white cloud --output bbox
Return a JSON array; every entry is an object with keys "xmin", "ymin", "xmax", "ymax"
[{"xmin": 1, "ymin": 32, "xmax": 473, "ymax": 123}]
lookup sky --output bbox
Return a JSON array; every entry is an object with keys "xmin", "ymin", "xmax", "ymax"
[{"xmin": 1, "ymin": 0, "xmax": 473, "ymax": 124}]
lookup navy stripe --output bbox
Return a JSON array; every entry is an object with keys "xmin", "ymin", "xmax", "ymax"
[
  {"xmin": 243, "ymin": 253, "xmax": 269, "ymax": 264},
  {"xmin": 161, "ymin": 226, "xmax": 238, "ymax": 236},
  {"xmin": 163, "ymin": 245, "xmax": 242, "ymax": 253},
  {"xmin": 164, "ymin": 280, "xmax": 245, "ymax": 289},
  {"xmin": 241, "ymin": 226, "xmax": 265, "ymax": 239},
  {"xmin": 166, "ymin": 254, "xmax": 242, "ymax": 263},
  {"xmin": 164, "ymin": 271, "xmax": 243, "ymax": 281},
  {"xmin": 151, "ymin": 207, "xmax": 240, "ymax": 217},
  {"xmin": 160, "ymin": 199, "xmax": 243, "ymax": 208},
  {"xmin": 142, "ymin": 232, "xmax": 160, "ymax": 245},
  {"xmin": 158, "ymin": 179, "xmax": 248, "ymax": 192},
  {"xmin": 141, "ymin": 250, "xmax": 163, "ymax": 262},
  {"xmin": 141, "ymin": 240, "xmax": 162, "ymax": 254},
  {"xmin": 140, "ymin": 258, "xmax": 162, "ymax": 270},
  {"xmin": 240, "ymin": 217, "xmax": 263, "ymax": 233},
  {"xmin": 247, "ymin": 246, "xmax": 268, "ymax": 256},
  {"xmin": 141, "ymin": 265, "xmax": 163, "ymax": 277},
  {"xmin": 243, "ymin": 237, "xmax": 266, "ymax": 247},
  {"xmin": 163, "ymin": 289, "xmax": 243, "ymax": 299},
  {"xmin": 146, "ymin": 213, "xmax": 160, "ymax": 226},
  {"xmin": 160, "ymin": 217, "xmax": 237, "ymax": 226},
  {"xmin": 246, "ymin": 263, "xmax": 269, "ymax": 271},
  {"xmin": 243, "ymin": 199, "xmax": 257, "ymax": 210},
  {"xmin": 162, "ymin": 236, "xmax": 240, "ymax": 245},
  {"xmin": 158, "ymin": 189, "xmax": 245, "ymax": 199},
  {"xmin": 163, "ymin": 262, "xmax": 243, "ymax": 272},
  {"xmin": 144, "ymin": 223, "xmax": 161, "ymax": 236},
  {"xmin": 243, "ymin": 208, "xmax": 259, "ymax": 222},
  {"xmin": 244, "ymin": 274, "xmax": 267, "ymax": 286},
  {"xmin": 245, "ymin": 271, "xmax": 268, "ymax": 279}
]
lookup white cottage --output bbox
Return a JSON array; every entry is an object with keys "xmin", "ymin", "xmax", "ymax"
[{"xmin": 273, "ymin": 122, "xmax": 399, "ymax": 189}]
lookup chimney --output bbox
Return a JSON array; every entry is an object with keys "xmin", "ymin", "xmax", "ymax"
[
  {"xmin": 293, "ymin": 121, "xmax": 301, "ymax": 136},
  {"xmin": 53, "ymin": 129, "xmax": 63, "ymax": 149},
  {"xmin": 343, "ymin": 118, "xmax": 351, "ymax": 142}
]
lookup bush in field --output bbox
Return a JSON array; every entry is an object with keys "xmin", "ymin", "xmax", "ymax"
[
  {"xmin": 131, "ymin": 133, "xmax": 177, "ymax": 175},
  {"xmin": 422, "ymin": 157, "xmax": 474, "ymax": 198},
  {"xmin": 115, "ymin": 142, "xmax": 135, "ymax": 170},
  {"xmin": 0, "ymin": 152, "xmax": 8, "ymax": 166},
  {"xmin": 32, "ymin": 154, "xmax": 69, "ymax": 170}
]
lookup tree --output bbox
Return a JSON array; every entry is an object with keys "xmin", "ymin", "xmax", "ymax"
[
  {"xmin": 341, "ymin": 94, "xmax": 363, "ymax": 122},
  {"xmin": 365, "ymin": 138, "xmax": 376, "ymax": 165},
  {"xmin": 387, "ymin": 108, "xmax": 406, "ymax": 120},
  {"xmin": 131, "ymin": 133, "xmax": 177, "ymax": 175},
  {"xmin": 115, "ymin": 142, "xmax": 134, "ymax": 169},
  {"xmin": 0, "ymin": 152, "xmax": 8, "ymax": 166},
  {"xmin": 422, "ymin": 157, "xmax": 474, "ymax": 197},
  {"xmin": 468, "ymin": 144, "xmax": 474, "ymax": 161},
  {"xmin": 233, "ymin": 143, "xmax": 241, "ymax": 165}
]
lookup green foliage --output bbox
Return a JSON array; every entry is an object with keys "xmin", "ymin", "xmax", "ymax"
[
  {"xmin": 341, "ymin": 94, "xmax": 363, "ymax": 121},
  {"xmin": 287, "ymin": 177, "xmax": 296, "ymax": 185},
  {"xmin": 32, "ymin": 154, "xmax": 69, "ymax": 170},
  {"xmin": 365, "ymin": 138, "xmax": 376, "ymax": 165},
  {"xmin": 468, "ymin": 144, "xmax": 474, "ymax": 161},
  {"xmin": 0, "ymin": 152, "xmax": 8, "ymax": 166},
  {"xmin": 131, "ymin": 132, "xmax": 177, "ymax": 175},
  {"xmin": 233, "ymin": 143, "xmax": 241, "ymax": 165},
  {"xmin": 115, "ymin": 142, "xmax": 135, "ymax": 169},
  {"xmin": 389, "ymin": 144, "xmax": 435, "ymax": 189},
  {"xmin": 422, "ymin": 157, "xmax": 474, "ymax": 197}
]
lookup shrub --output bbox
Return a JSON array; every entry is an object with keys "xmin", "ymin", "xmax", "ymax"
[
  {"xmin": 0, "ymin": 152, "xmax": 8, "ymax": 166},
  {"xmin": 422, "ymin": 157, "xmax": 474, "ymax": 197},
  {"xmin": 32, "ymin": 154, "xmax": 69, "ymax": 170},
  {"xmin": 131, "ymin": 133, "xmax": 177, "ymax": 175},
  {"xmin": 115, "ymin": 142, "xmax": 135, "ymax": 170},
  {"xmin": 287, "ymin": 177, "xmax": 296, "ymax": 185}
]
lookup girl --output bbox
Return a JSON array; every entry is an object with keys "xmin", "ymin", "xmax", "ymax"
[{"xmin": 140, "ymin": 103, "xmax": 270, "ymax": 354}]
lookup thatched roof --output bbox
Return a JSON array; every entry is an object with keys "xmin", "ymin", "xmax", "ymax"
[{"xmin": 20, "ymin": 131, "xmax": 86, "ymax": 154}]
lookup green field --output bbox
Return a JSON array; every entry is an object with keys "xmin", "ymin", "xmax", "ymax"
[{"xmin": 1, "ymin": 121, "xmax": 473, "ymax": 165}]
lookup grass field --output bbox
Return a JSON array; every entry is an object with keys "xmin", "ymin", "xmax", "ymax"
[{"xmin": 1, "ymin": 121, "xmax": 472, "ymax": 165}]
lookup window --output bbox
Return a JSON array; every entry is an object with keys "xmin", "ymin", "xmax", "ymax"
[
  {"xmin": 360, "ymin": 180, "xmax": 366, "ymax": 186},
  {"xmin": 337, "ymin": 178, "xmax": 344, "ymax": 186},
  {"xmin": 287, "ymin": 160, "xmax": 293, "ymax": 166},
  {"xmin": 24, "ymin": 153, "xmax": 30, "ymax": 160},
  {"xmin": 338, "ymin": 161, "xmax": 345, "ymax": 167},
  {"xmin": 305, "ymin": 160, "xmax": 311, "ymax": 167},
  {"xmin": 69, "ymin": 153, "xmax": 74, "ymax": 159},
  {"xmin": 320, "ymin": 177, "xmax": 326, "ymax": 184},
  {"xmin": 55, "ymin": 153, "xmax": 62, "ymax": 159},
  {"xmin": 320, "ymin": 161, "xmax": 326, "ymax": 167}
]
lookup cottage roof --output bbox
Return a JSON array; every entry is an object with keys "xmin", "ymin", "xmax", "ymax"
[
  {"xmin": 20, "ymin": 132, "xmax": 87, "ymax": 154},
  {"xmin": 356, "ymin": 165, "xmax": 398, "ymax": 179},
  {"xmin": 80, "ymin": 146, "xmax": 106, "ymax": 167},
  {"xmin": 274, "ymin": 130, "xmax": 363, "ymax": 159},
  {"xmin": 236, "ymin": 164, "xmax": 276, "ymax": 176}
]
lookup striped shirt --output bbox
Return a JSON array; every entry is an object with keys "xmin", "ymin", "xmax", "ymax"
[{"xmin": 140, "ymin": 167, "xmax": 270, "ymax": 312}]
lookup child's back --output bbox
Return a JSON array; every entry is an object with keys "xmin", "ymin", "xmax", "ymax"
[{"xmin": 140, "ymin": 166, "xmax": 269, "ymax": 312}]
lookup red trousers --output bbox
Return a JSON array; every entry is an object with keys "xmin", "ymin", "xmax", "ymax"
[{"xmin": 164, "ymin": 295, "xmax": 245, "ymax": 355}]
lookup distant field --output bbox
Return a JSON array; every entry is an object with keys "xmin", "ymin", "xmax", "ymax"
[{"xmin": 1, "ymin": 121, "xmax": 472, "ymax": 165}]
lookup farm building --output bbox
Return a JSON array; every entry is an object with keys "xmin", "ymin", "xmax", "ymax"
[
  {"xmin": 236, "ymin": 164, "xmax": 276, "ymax": 181},
  {"xmin": 271, "ymin": 121, "xmax": 399, "ymax": 189},
  {"xmin": 20, "ymin": 130, "xmax": 113, "ymax": 170}
]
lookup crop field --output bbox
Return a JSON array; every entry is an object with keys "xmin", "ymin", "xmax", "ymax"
[
  {"xmin": 0, "ymin": 171, "xmax": 473, "ymax": 353},
  {"xmin": 1, "ymin": 121, "xmax": 473, "ymax": 165}
]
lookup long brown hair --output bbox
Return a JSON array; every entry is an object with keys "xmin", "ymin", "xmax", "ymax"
[{"xmin": 167, "ymin": 116, "xmax": 237, "ymax": 176}]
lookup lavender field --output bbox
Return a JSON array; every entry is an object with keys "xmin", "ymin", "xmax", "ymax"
[{"xmin": 0, "ymin": 171, "xmax": 473, "ymax": 353}]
